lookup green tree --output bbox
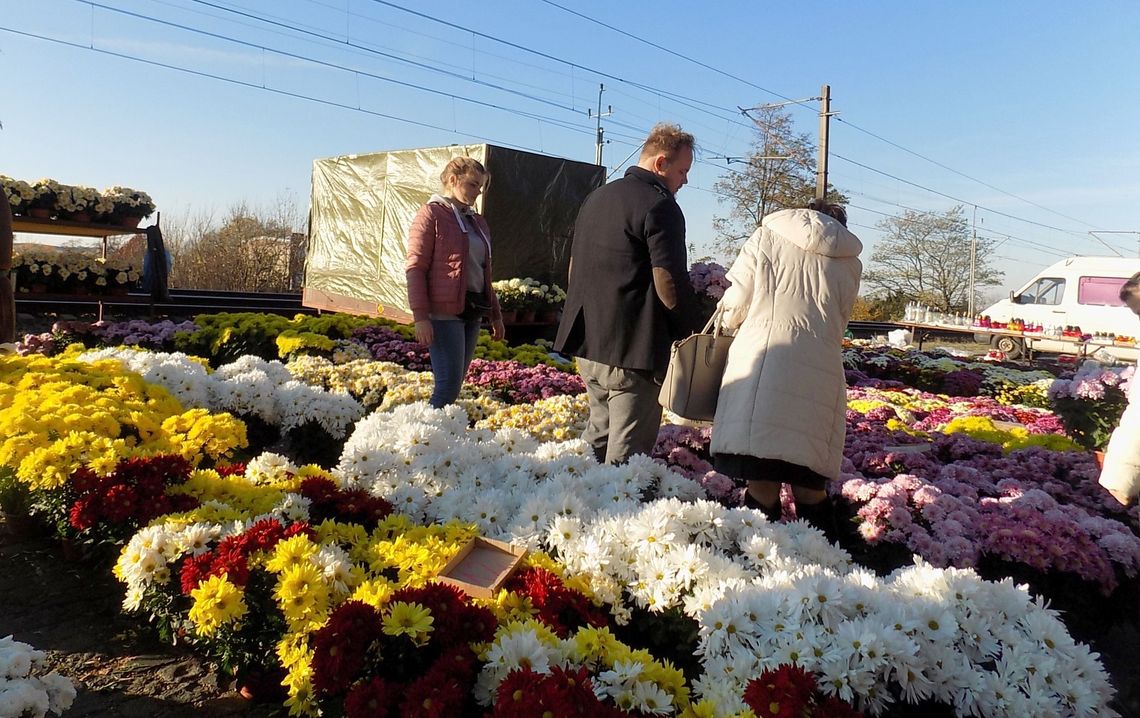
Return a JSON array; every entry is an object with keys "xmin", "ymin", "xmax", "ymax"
[
  {"xmin": 711, "ymin": 106, "xmax": 847, "ymax": 260},
  {"xmin": 862, "ymin": 205, "xmax": 1003, "ymax": 313}
]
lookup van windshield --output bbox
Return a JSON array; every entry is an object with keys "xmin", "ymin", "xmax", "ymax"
[{"xmin": 1019, "ymin": 277, "xmax": 1065, "ymax": 305}]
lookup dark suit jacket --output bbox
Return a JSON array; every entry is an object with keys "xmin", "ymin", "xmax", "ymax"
[{"xmin": 554, "ymin": 166, "xmax": 702, "ymax": 373}]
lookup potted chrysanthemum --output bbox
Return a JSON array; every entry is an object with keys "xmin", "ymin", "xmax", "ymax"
[
  {"xmin": 27, "ymin": 178, "xmax": 61, "ymax": 218},
  {"xmin": 53, "ymin": 184, "xmax": 102, "ymax": 222},
  {"xmin": 102, "ymin": 186, "xmax": 156, "ymax": 227},
  {"xmin": 0, "ymin": 175, "xmax": 35, "ymax": 216}
]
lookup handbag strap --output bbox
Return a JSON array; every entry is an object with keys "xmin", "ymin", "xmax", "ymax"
[{"xmin": 702, "ymin": 309, "xmax": 725, "ymax": 337}]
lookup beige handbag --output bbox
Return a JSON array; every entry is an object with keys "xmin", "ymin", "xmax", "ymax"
[{"xmin": 658, "ymin": 312, "xmax": 733, "ymax": 422}]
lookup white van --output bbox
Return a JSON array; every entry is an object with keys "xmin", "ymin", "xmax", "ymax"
[{"xmin": 976, "ymin": 256, "xmax": 1140, "ymax": 361}]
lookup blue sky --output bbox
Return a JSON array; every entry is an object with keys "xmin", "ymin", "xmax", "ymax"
[{"xmin": 3, "ymin": 0, "xmax": 1139, "ymax": 299}]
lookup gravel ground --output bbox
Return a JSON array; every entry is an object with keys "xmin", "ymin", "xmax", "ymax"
[{"xmin": 0, "ymin": 518, "xmax": 280, "ymax": 717}]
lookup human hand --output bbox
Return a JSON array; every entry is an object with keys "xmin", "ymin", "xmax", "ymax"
[
  {"xmin": 491, "ymin": 319, "xmax": 506, "ymax": 341},
  {"xmin": 414, "ymin": 320, "xmax": 433, "ymax": 345}
]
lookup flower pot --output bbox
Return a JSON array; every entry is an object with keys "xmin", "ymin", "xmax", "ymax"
[
  {"xmin": 235, "ymin": 668, "xmax": 287, "ymax": 703},
  {"xmin": 28, "ymin": 283, "xmax": 48, "ymax": 294},
  {"xmin": 1, "ymin": 512, "xmax": 46, "ymax": 539},
  {"xmin": 28, "ymin": 207, "xmax": 52, "ymax": 219},
  {"xmin": 1094, "ymin": 450, "xmax": 1105, "ymax": 469},
  {"xmin": 517, "ymin": 309, "xmax": 536, "ymax": 324},
  {"xmin": 58, "ymin": 538, "xmax": 87, "ymax": 562},
  {"xmin": 68, "ymin": 212, "xmax": 92, "ymax": 223},
  {"xmin": 500, "ymin": 309, "xmax": 518, "ymax": 324},
  {"xmin": 119, "ymin": 215, "xmax": 142, "ymax": 228},
  {"xmin": 537, "ymin": 309, "xmax": 559, "ymax": 324}
]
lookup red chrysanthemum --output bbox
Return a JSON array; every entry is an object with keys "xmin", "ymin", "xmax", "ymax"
[
  {"xmin": 505, "ymin": 567, "xmax": 606, "ymax": 637},
  {"xmin": 67, "ymin": 496, "xmax": 100, "ymax": 531},
  {"xmin": 742, "ymin": 665, "xmax": 816, "ymax": 718},
  {"xmin": 312, "ymin": 601, "xmax": 385, "ymax": 696},
  {"xmin": 343, "ymin": 676, "xmax": 397, "ymax": 718}
]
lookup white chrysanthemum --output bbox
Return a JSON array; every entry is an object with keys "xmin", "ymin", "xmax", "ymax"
[
  {"xmin": 174, "ymin": 522, "xmax": 219, "ymax": 558},
  {"xmin": 913, "ymin": 604, "xmax": 958, "ymax": 644},
  {"xmin": 272, "ymin": 492, "xmax": 312, "ymax": 522},
  {"xmin": 245, "ymin": 452, "xmax": 300, "ymax": 485},
  {"xmin": 385, "ymin": 483, "xmax": 429, "ymax": 522},
  {"xmin": 476, "ymin": 628, "xmax": 555, "ymax": 703},
  {"xmin": 313, "ymin": 544, "xmax": 357, "ymax": 597},
  {"xmin": 546, "ymin": 515, "xmax": 583, "ymax": 553}
]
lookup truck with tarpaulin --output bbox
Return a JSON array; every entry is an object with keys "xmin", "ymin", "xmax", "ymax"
[{"xmin": 302, "ymin": 143, "xmax": 605, "ymax": 322}]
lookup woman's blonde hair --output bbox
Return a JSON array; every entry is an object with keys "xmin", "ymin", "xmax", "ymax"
[{"xmin": 440, "ymin": 156, "xmax": 488, "ymax": 187}]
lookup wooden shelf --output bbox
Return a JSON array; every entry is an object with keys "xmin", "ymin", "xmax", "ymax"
[{"xmin": 12, "ymin": 217, "xmax": 144, "ymax": 238}]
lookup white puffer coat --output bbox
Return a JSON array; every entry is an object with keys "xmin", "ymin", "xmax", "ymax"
[
  {"xmin": 710, "ymin": 209, "xmax": 862, "ymax": 481},
  {"xmin": 1099, "ymin": 374, "xmax": 1140, "ymax": 503}
]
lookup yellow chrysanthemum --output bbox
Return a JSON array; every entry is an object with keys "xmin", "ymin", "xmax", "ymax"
[
  {"xmin": 266, "ymin": 535, "xmax": 318, "ymax": 573},
  {"xmin": 382, "ymin": 601, "xmax": 434, "ymax": 642},
  {"xmin": 274, "ymin": 562, "xmax": 329, "ymax": 626},
  {"xmin": 568, "ymin": 625, "xmax": 618, "ymax": 664},
  {"xmin": 282, "ymin": 659, "xmax": 318, "ymax": 717},
  {"xmin": 277, "ymin": 632, "xmax": 313, "ymax": 671},
  {"xmin": 188, "ymin": 574, "xmax": 248, "ymax": 637},
  {"xmin": 349, "ymin": 578, "xmax": 397, "ymax": 611},
  {"xmin": 679, "ymin": 700, "xmax": 722, "ymax": 718}
]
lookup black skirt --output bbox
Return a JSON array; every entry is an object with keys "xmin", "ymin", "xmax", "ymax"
[{"xmin": 713, "ymin": 454, "xmax": 828, "ymax": 492}]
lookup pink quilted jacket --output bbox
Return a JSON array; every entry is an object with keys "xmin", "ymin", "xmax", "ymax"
[{"xmin": 405, "ymin": 201, "xmax": 502, "ymax": 323}]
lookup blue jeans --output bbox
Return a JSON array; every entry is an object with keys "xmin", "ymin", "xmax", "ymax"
[{"xmin": 428, "ymin": 318, "xmax": 482, "ymax": 408}]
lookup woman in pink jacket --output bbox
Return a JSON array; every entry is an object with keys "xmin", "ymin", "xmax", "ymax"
[{"xmin": 406, "ymin": 157, "xmax": 505, "ymax": 408}]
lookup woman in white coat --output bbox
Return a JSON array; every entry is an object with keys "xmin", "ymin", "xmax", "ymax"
[
  {"xmin": 711, "ymin": 201, "xmax": 862, "ymax": 537},
  {"xmin": 1098, "ymin": 272, "xmax": 1140, "ymax": 507}
]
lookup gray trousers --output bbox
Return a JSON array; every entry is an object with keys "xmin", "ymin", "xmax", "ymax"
[{"xmin": 577, "ymin": 357, "xmax": 663, "ymax": 464}]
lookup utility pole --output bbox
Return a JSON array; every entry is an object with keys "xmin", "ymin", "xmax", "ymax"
[
  {"xmin": 741, "ymin": 85, "xmax": 836, "ymax": 198},
  {"xmin": 969, "ymin": 205, "xmax": 978, "ymax": 318},
  {"xmin": 816, "ymin": 84, "xmax": 832, "ymax": 201},
  {"xmin": 588, "ymin": 84, "xmax": 612, "ymax": 166}
]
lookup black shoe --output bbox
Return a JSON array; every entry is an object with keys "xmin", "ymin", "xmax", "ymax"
[
  {"xmin": 743, "ymin": 491, "xmax": 782, "ymax": 523},
  {"xmin": 797, "ymin": 496, "xmax": 840, "ymax": 543}
]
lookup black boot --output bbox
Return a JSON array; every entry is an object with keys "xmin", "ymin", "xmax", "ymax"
[
  {"xmin": 797, "ymin": 496, "xmax": 840, "ymax": 544},
  {"xmin": 743, "ymin": 491, "xmax": 782, "ymax": 523}
]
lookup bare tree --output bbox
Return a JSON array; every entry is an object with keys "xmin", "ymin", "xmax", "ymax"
[
  {"xmin": 863, "ymin": 205, "xmax": 1003, "ymax": 312},
  {"xmin": 711, "ymin": 106, "xmax": 846, "ymax": 260},
  {"xmin": 160, "ymin": 194, "xmax": 304, "ymax": 292}
]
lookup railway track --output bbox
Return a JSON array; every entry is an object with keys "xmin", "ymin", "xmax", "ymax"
[
  {"xmin": 14, "ymin": 294, "xmax": 981, "ymax": 343},
  {"xmin": 15, "ymin": 288, "xmax": 315, "ymax": 318}
]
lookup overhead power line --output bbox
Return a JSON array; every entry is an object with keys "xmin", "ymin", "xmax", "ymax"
[
  {"xmin": 24, "ymin": 0, "xmax": 1116, "ymax": 261},
  {"xmin": 536, "ymin": 0, "xmax": 795, "ymax": 105},
  {"xmin": 184, "ymin": 0, "xmax": 590, "ymax": 117},
  {"xmin": 76, "ymin": 0, "xmax": 592, "ymax": 122},
  {"xmin": 831, "ymin": 153, "xmax": 1118, "ymax": 248},
  {"xmin": 0, "ymin": 25, "xmax": 564, "ymax": 155},
  {"xmin": 534, "ymin": 1, "xmax": 1111, "ymax": 241},
  {"xmin": 842, "ymin": 189, "xmax": 1127, "ymax": 256},
  {"xmin": 365, "ymin": 0, "xmax": 757, "ymax": 129},
  {"xmin": 834, "ymin": 117, "xmax": 1108, "ymax": 232}
]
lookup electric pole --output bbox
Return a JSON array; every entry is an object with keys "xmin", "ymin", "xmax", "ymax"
[
  {"xmin": 969, "ymin": 205, "xmax": 978, "ymax": 318},
  {"xmin": 588, "ymin": 84, "xmax": 612, "ymax": 166},
  {"xmin": 816, "ymin": 84, "xmax": 832, "ymax": 201}
]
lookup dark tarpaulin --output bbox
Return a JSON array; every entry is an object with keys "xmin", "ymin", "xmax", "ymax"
[{"xmin": 481, "ymin": 146, "xmax": 605, "ymax": 286}]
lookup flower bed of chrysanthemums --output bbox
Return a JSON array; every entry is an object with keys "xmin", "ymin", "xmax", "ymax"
[{"xmin": 2, "ymin": 313, "xmax": 1138, "ymax": 717}]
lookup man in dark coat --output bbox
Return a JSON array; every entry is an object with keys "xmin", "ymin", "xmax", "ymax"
[{"xmin": 555, "ymin": 123, "xmax": 703, "ymax": 464}]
